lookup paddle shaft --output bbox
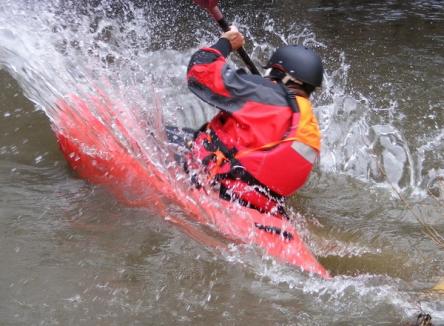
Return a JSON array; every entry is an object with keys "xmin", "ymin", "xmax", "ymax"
[{"xmin": 208, "ymin": 6, "xmax": 261, "ymax": 75}]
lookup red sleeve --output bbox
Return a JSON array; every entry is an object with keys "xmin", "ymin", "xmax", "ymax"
[
  {"xmin": 186, "ymin": 40, "xmax": 289, "ymax": 115},
  {"xmin": 187, "ymin": 47, "xmax": 231, "ymax": 98}
]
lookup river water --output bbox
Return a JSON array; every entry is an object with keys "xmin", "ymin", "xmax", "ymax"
[{"xmin": 0, "ymin": 0, "xmax": 443, "ymax": 325}]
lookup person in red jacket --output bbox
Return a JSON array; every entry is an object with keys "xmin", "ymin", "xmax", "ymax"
[{"xmin": 186, "ymin": 26, "xmax": 323, "ymax": 218}]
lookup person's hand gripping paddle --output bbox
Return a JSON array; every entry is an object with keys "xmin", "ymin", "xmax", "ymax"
[{"xmin": 193, "ymin": 0, "xmax": 261, "ymax": 75}]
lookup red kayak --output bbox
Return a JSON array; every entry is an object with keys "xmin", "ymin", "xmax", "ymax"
[{"xmin": 52, "ymin": 91, "xmax": 330, "ymax": 279}]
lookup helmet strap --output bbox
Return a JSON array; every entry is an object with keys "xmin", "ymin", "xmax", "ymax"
[
  {"xmin": 276, "ymin": 81, "xmax": 299, "ymax": 113},
  {"xmin": 265, "ymin": 68, "xmax": 302, "ymax": 86},
  {"xmin": 281, "ymin": 74, "xmax": 303, "ymax": 86}
]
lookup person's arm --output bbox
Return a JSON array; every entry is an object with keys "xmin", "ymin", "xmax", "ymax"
[
  {"xmin": 187, "ymin": 26, "xmax": 245, "ymax": 101},
  {"xmin": 187, "ymin": 27, "xmax": 287, "ymax": 113},
  {"xmin": 213, "ymin": 26, "xmax": 245, "ymax": 57}
]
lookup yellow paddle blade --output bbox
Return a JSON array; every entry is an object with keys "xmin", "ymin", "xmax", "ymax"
[{"xmin": 432, "ymin": 278, "xmax": 444, "ymax": 291}]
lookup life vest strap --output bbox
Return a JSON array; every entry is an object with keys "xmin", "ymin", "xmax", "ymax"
[
  {"xmin": 235, "ymin": 137, "xmax": 298, "ymax": 158},
  {"xmin": 199, "ymin": 129, "xmax": 285, "ymax": 203},
  {"xmin": 208, "ymin": 149, "xmax": 227, "ymax": 179}
]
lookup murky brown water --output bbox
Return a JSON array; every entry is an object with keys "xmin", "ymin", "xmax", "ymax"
[{"xmin": 1, "ymin": 0, "xmax": 443, "ymax": 324}]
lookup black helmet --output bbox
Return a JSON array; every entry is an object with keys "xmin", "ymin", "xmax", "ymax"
[{"xmin": 265, "ymin": 45, "xmax": 323, "ymax": 87}]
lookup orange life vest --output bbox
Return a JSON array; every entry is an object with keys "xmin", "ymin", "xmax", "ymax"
[{"xmin": 190, "ymin": 96, "xmax": 320, "ymax": 197}]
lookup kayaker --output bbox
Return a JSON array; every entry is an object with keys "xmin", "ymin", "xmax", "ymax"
[{"xmin": 186, "ymin": 25, "xmax": 323, "ymax": 218}]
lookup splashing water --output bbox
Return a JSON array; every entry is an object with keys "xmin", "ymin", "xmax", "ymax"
[
  {"xmin": 1, "ymin": 0, "xmax": 440, "ymax": 195},
  {"xmin": 1, "ymin": 0, "xmax": 444, "ymax": 324}
]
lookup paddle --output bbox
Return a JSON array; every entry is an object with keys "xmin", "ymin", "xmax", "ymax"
[{"xmin": 193, "ymin": 0, "xmax": 261, "ymax": 75}]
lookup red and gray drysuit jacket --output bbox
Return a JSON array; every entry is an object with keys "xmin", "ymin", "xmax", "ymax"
[{"xmin": 186, "ymin": 38, "xmax": 321, "ymax": 216}]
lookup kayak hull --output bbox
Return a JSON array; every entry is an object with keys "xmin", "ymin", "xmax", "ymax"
[{"xmin": 53, "ymin": 94, "xmax": 330, "ymax": 279}]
